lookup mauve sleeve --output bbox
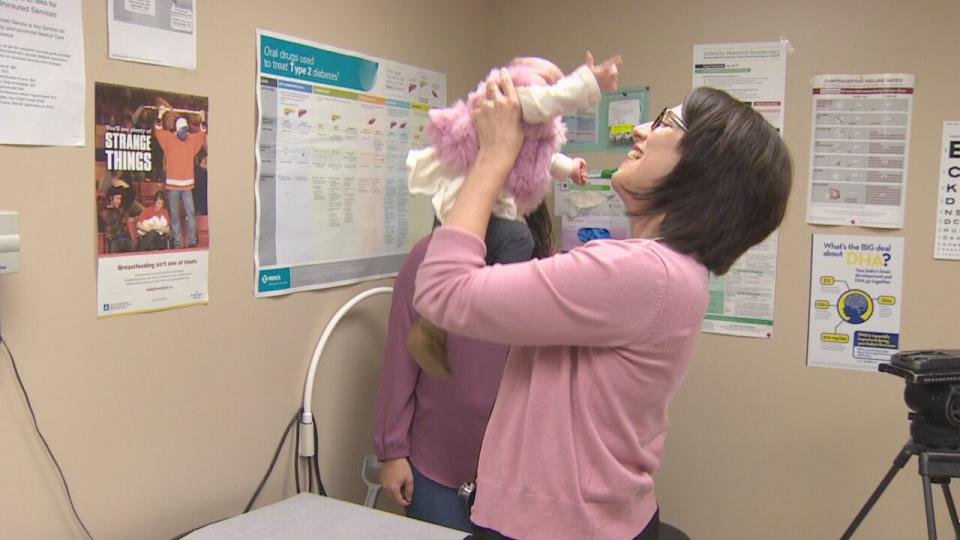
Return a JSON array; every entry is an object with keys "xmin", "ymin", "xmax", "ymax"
[
  {"xmin": 414, "ymin": 226, "xmax": 669, "ymax": 348},
  {"xmin": 372, "ymin": 239, "xmax": 428, "ymax": 460}
]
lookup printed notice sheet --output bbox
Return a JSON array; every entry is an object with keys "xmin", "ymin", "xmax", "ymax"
[
  {"xmin": 702, "ymin": 233, "xmax": 779, "ymax": 338},
  {"xmin": 692, "ymin": 42, "xmax": 787, "ymax": 133},
  {"xmin": 108, "ymin": 0, "xmax": 197, "ymax": 69},
  {"xmin": 807, "ymin": 234, "xmax": 904, "ymax": 371},
  {"xmin": 0, "ymin": 0, "xmax": 85, "ymax": 145},
  {"xmin": 692, "ymin": 42, "xmax": 787, "ymax": 338},
  {"xmin": 935, "ymin": 121, "xmax": 960, "ymax": 260},
  {"xmin": 255, "ymin": 30, "xmax": 445, "ymax": 296},
  {"xmin": 95, "ymin": 83, "xmax": 210, "ymax": 317},
  {"xmin": 553, "ymin": 177, "xmax": 630, "ymax": 252},
  {"xmin": 806, "ymin": 74, "xmax": 914, "ymax": 228}
]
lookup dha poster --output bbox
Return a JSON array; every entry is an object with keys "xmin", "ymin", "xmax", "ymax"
[
  {"xmin": 94, "ymin": 82, "xmax": 209, "ymax": 317},
  {"xmin": 806, "ymin": 234, "xmax": 904, "ymax": 371}
]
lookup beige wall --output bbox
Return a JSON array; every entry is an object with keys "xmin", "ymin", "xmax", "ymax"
[{"xmin": 2, "ymin": 0, "xmax": 958, "ymax": 539}]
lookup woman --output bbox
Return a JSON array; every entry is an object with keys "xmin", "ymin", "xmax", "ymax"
[
  {"xmin": 373, "ymin": 204, "xmax": 553, "ymax": 532},
  {"xmin": 136, "ymin": 190, "xmax": 171, "ymax": 251},
  {"xmin": 412, "ymin": 70, "xmax": 792, "ymax": 539}
]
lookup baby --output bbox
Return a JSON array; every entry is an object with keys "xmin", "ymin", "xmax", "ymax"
[{"xmin": 406, "ymin": 53, "xmax": 621, "ymax": 377}]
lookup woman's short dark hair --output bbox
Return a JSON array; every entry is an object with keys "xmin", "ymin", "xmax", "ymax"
[{"xmin": 644, "ymin": 87, "xmax": 793, "ymax": 275}]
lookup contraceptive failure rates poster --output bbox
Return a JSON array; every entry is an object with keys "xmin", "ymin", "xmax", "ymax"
[
  {"xmin": 805, "ymin": 74, "xmax": 914, "ymax": 229},
  {"xmin": 95, "ymin": 83, "xmax": 210, "ymax": 317},
  {"xmin": 806, "ymin": 234, "xmax": 904, "ymax": 372},
  {"xmin": 255, "ymin": 30, "xmax": 445, "ymax": 296}
]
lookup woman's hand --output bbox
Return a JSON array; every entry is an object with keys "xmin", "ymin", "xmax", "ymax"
[
  {"xmin": 444, "ymin": 69, "xmax": 522, "ymax": 238},
  {"xmin": 471, "ymin": 68, "xmax": 524, "ymax": 174},
  {"xmin": 379, "ymin": 458, "xmax": 414, "ymax": 507}
]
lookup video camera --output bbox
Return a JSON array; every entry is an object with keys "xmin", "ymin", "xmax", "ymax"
[{"xmin": 881, "ymin": 349, "xmax": 960, "ymax": 448}]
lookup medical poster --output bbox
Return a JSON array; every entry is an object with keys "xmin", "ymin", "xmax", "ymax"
[
  {"xmin": 0, "ymin": 0, "xmax": 85, "ymax": 145},
  {"xmin": 692, "ymin": 42, "xmax": 787, "ymax": 133},
  {"xmin": 807, "ymin": 234, "xmax": 904, "ymax": 371},
  {"xmin": 701, "ymin": 233, "xmax": 779, "ymax": 338},
  {"xmin": 935, "ymin": 121, "xmax": 960, "ymax": 260},
  {"xmin": 692, "ymin": 42, "xmax": 786, "ymax": 338},
  {"xmin": 107, "ymin": 0, "xmax": 197, "ymax": 69},
  {"xmin": 553, "ymin": 176, "xmax": 629, "ymax": 251},
  {"xmin": 805, "ymin": 74, "xmax": 914, "ymax": 228},
  {"xmin": 255, "ymin": 29, "xmax": 445, "ymax": 296},
  {"xmin": 95, "ymin": 83, "xmax": 209, "ymax": 317}
]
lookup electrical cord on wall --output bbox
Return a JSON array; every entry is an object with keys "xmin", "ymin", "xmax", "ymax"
[
  {"xmin": 293, "ymin": 413, "xmax": 302, "ymax": 494},
  {"xmin": 243, "ymin": 408, "xmax": 301, "ymax": 513},
  {"xmin": 310, "ymin": 418, "xmax": 326, "ymax": 496},
  {"xmin": 175, "ymin": 407, "xmax": 330, "ymax": 538},
  {"xmin": 1, "ymin": 335, "xmax": 94, "ymax": 540}
]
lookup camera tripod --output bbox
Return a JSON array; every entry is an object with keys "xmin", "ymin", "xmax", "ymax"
[{"xmin": 842, "ymin": 439, "xmax": 960, "ymax": 539}]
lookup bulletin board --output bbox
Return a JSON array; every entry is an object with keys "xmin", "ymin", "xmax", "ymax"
[{"xmin": 562, "ymin": 86, "xmax": 649, "ymax": 153}]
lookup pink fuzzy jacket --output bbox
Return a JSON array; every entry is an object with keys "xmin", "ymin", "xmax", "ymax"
[{"xmin": 424, "ymin": 65, "xmax": 597, "ymax": 215}]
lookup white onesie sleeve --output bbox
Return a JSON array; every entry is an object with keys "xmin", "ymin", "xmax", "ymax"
[{"xmin": 516, "ymin": 65, "xmax": 601, "ymax": 124}]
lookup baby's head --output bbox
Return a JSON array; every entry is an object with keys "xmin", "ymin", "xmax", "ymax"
[
  {"xmin": 508, "ymin": 57, "xmax": 563, "ymax": 85},
  {"xmin": 468, "ymin": 57, "xmax": 562, "ymax": 107}
]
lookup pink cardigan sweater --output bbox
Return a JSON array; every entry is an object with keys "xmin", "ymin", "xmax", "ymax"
[{"xmin": 414, "ymin": 226, "xmax": 709, "ymax": 539}]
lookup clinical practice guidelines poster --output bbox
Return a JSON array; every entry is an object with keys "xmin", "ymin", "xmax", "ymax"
[
  {"xmin": 254, "ymin": 29, "xmax": 445, "ymax": 296},
  {"xmin": 692, "ymin": 42, "xmax": 787, "ymax": 338}
]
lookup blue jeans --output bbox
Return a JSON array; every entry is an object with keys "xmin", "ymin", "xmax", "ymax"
[
  {"xmin": 406, "ymin": 463, "xmax": 472, "ymax": 532},
  {"xmin": 166, "ymin": 190, "xmax": 196, "ymax": 248}
]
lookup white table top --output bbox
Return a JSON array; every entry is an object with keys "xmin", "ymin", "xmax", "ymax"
[{"xmin": 185, "ymin": 494, "xmax": 466, "ymax": 540}]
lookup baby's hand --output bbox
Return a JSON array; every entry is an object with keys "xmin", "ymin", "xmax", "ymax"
[
  {"xmin": 569, "ymin": 158, "xmax": 588, "ymax": 185},
  {"xmin": 586, "ymin": 51, "xmax": 622, "ymax": 93}
]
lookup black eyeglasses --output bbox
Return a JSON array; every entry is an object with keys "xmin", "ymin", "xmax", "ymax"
[{"xmin": 650, "ymin": 107, "xmax": 688, "ymax": 132}]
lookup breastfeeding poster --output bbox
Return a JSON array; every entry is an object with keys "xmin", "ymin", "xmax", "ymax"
[
  {"xmin": 806, "ymin": 234, "xmax": 904, "ymax": 371},
  {"xmin": 94, "ymin": 82, "xmax": 209, "ymax": 317},
  {"xmin": 254, "ymin": 29, "xmax": 445, "ymax": 296}
]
